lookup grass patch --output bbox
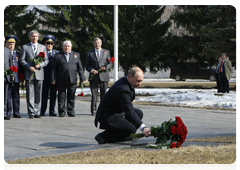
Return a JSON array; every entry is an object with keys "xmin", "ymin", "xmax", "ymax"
[
  {"xmin": 186, "ymin": 136, "xmax": 236, "ymax": 143},
  {"xmin": 4, "ymin": 144, "xmax": 238, "ymax": 170},
  {"xmin": 7, "ymin": 136, "xmax": 236, "ymax": 164}
]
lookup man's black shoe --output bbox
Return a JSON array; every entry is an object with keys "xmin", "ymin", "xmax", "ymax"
[
  {"xmin": 34, "ymin": 115, "xmax": 41, "ymax": 118},
  {"xmin": 40, "ymin": 114, "xmax": 45, "ymax": 116},
  {"xmin": 68, "ymin": 114, "xmax": 75, "ymax": 117},
  {"xmin": 29, "ymin": 115, "xmax": 34, "ymax": 119},
  {"xmin": 95, "ymin": 134, "xmax": 106, "ymax": 144},
  {"xmin": 13, "ymin": 115, "xmax": 22, "ymax": 118},
  {"xmin": 49, "ymin": 113, "xmax": 57, "ymax": 116},
  {"xmin": 59, "ymin": 113, "xmax": 65, "ymax": 117},
  {"xmin": 4, "ymin": 115, "xmax": 11, "ymax": 120}
]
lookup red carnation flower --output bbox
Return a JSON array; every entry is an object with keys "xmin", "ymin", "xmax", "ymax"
[
  {"xmin": 180, "ymin": 132, "xmax": 186, "ymax": 142},
  {"xmin": 38, "ymin": 52, "xmax": 45, "ymax": 58},
  {"xmin": 78, "ymin": 93, "xmax": 81, "ymax": 96},
  {"xmin": 13, "ymin": 65, "xmax": 18, "ymax": 73},
  {"xmin": 108, "ymin": 59, "xmax": 111, "ymax": 62},
  {"xmin": 10, "ymin": 66, "xmax": 14, "ymax": 71},
  {"xmin": 170, "ymin": 142, "xmax": 176, "ymax": 148},
  {"xmin": 81, "ymin": 92, "xmax": 84, "ymax": 97},
  {"xmin": 176, "ymin": 126, "xmax": 182, "ymax": 135},
  {"xmin": 176, "ymin": 121, "xmax": 182, "ymax": 127},
  {"xmin": 176, "ymin": 142, "xmax": 181, "ymax": 148},
  {"xmin": 171, "ymin": 126, "xmax": 177, "ymax": 135},
  {"xmin": 111, "ymin": 57, "xmax": 115, "ymax": 63},
  {"xmin": 176, "ymin": 116, "xmax": 183, "ymax": 123}
]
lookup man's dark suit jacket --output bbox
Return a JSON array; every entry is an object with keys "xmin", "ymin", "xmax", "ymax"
[
  {"xmin": 86, "ymin": 48, "xmax": 112, "ymax": 82},
  {"xmin": 51, "ymin": 51, "xmax": 86, "ymax": 85},
  {"xmin": 44, "ymin": 49, "xmax": 59, "ymax": 83},
  {"xmin": 94, "ymin": 76, "xmax": 143, "ymax": 129}
]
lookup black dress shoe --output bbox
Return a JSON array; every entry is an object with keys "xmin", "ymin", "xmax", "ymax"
[
  {"xmin": 34, "ymin": 115, "xmax": 41, "ymax": 118},
  {"xmin": 59, "ymin": 113, "xmax": 65, "ymax": 117},
  {"xmin": 40, "ymin": 114, "xmax": 45, "ymax": 116},
  {"xmin": 95, "ymin": 134, "xmax": 106, "ymax": 144},
  {"xmin": 49, "ymin": 113, "xmax": 57, "ymax": 116},
  {"xmin": 29, "ymin": 115, "xmax": 34, "ymax": 119},
  {"xmin": 4, "ymin": 115, "xmax": 11, "ymax": 120},
  {"xmin": 13, "ymin": 115, "xmax": 22, "ymax": 118},
  {"xmin": 68, "ymin": 114, "xmax": 75, "ymax": 117}
]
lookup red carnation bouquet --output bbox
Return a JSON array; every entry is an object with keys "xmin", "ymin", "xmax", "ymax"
[
  {"xmin": 131, "ymin": 116, "xmax": 188, "ymax": 149},
  {"xmin": 29, "ymin": 52, "xmax": 45, "ymax": 83},
  {"xmin": 89, "ymin": 57, "xmax": 114, "ymax": 81},
  {"xmin": 4, "ymin": 66, "xmax": 18, "ymax": 77}
]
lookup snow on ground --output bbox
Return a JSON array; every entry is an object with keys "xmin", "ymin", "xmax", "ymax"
[
  {"xmin": 135, "ymin": 88, "xmax": 236, "ymax": 110},
  {"xmin": 75, "ymin": 87, "xmax": 236, "ymax": 110}
]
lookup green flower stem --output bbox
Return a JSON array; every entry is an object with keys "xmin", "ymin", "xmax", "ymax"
[{"xmin": 29, "ymin": 73, "xmax": 34, "ymax": 83}]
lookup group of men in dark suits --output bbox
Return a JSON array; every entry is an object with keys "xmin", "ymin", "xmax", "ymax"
[{"xmin": 4, "ymin": 31, "xmax": 112, "ymax": 120}]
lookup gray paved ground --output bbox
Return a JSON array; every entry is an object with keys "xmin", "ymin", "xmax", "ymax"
[{"xmin": 4, "ymin": 97, "xmax": 236, "ymax": 161}]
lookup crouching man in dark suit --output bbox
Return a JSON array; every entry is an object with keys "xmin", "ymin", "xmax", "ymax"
[
  {"xmin": 94, "ymin": 67, "xmax": 151, "ymax": 144},
  {"xmin": 51, "ymin": 40, "xmax": 86, "ymax": 117}
]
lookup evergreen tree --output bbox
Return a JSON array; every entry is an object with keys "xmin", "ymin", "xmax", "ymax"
[
  {"xmin": 118, "ymin": 5, "xmax": 171, "ymax": 75},
  {"xmin": 169, "ymin": 5, "xmax": 236, "ymax": 67},
  {"xmin": 4, "ymin": 5, "xmax": 37, "ymax": 51}
]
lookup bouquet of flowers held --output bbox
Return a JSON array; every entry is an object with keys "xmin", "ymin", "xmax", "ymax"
[
  {"xmin": 78, "ymin": 82, "xmax": 85, "ymax": 97},
  {"xmin": 4, "ymin": 66, "xmax": 18, "ymax": 77},
  {"xmin": 29, "ymin": 52, "xmax": 45, "ymax": 83},
  {"xmin": 89, "ymin": 57, "xmax": 115, "ymax": 81},
  {"xmin": 130, "ymin": 116, "xmax": 188, "ymax": 149}
]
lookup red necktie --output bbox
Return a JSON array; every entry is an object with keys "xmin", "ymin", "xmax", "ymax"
[{"xmin": 219, "ymin": 60, "xmax": 223, "ymax": 72}]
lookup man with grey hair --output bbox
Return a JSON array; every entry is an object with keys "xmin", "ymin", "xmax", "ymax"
[
  {"xmin": 51, "ymin": 40, "xmax": 86, "ymax": 117},
  {"xmin": 20, "ymin": 30, "xmax": 48, "ymax": 118},
  {"xmin": 86, "ymin": 37, "xmax": 112, "ymax": 116}
]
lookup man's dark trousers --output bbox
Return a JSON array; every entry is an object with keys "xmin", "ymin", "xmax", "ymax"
[
  {"xmin": 98, "ymin": 108, "xmax": 143, "ymax": 143},
  {"xmin": 220, "ymin": 65, "xmax": 229, "ymax": 93},
  {"xmin": 57, "ymin": 77, "xmax": 77, "ymax": 116},
  {"xmin": 7, "ymin": 83, "xmax": 20, "ymax": 117},
  {"xmin": 90, "ymin": 76, "xmax": 108, "ymax": 113},
  {"xmin": 41, "ymin": 82, "xmax": 57, "ymax": 115}
]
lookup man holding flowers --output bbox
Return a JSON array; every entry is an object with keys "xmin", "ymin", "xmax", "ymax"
[
  {"xmin": 5, "ymin": 35, "xmax": 24, "ymax": 119},
  {"xmin": 4, "ymin": 38, "xmax": 12, "ymax": 120},
  {"xmin": 94, "ymin": 67, "xmax": 151, "ymax": 144},
  {"xmin": 86, "ymin": 38, "xmax": 112, "ymax": 116},
  {"xmin": 20, "ymin": 30, "xmax": 48, "ymax": 118}
]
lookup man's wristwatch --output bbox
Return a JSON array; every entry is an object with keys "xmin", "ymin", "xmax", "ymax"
[{"xmin": 141, "ymin": 127, "xmax": 147, "ymax": 132}]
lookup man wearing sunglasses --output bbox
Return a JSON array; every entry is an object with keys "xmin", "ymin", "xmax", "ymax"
[{"xmin": 40, "ymin": 35, "xmax": 59, "ymax": 116}]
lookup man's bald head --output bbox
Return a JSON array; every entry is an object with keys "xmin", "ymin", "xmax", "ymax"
[
  {"xmin": 128, "ymin": 67, "xmax": 144, "ymax": 77},
  {"xmin": 128, "ymin": 67, "xmax": 144, "ymax": 88}
]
